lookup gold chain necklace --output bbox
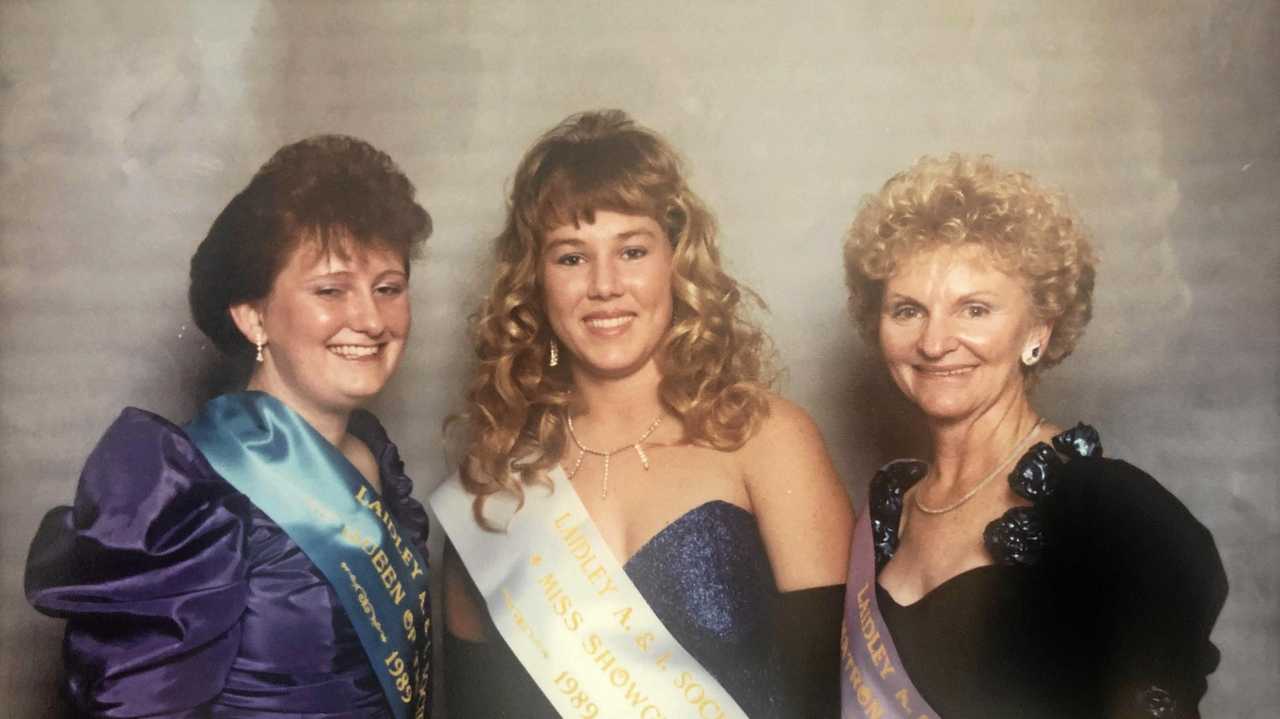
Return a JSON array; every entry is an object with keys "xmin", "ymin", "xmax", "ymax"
[
  {"xmin": 913, "ymin": 418, "xmax": 1045, "ymax": 515},
  {"xmin": 565, "ymin": 413, "xmax": 664, "ymax": 500}
]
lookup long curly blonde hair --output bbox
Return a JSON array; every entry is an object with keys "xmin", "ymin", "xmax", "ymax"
[
  {"xmin": 458, "ymin": 110, "xmax": 774, "ymax": 525},
  {"xmin": 843, "ymin": 153, "xmax": 1098, "ymax": 375}
]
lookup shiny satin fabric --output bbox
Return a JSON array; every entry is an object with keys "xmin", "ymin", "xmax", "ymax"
[
  {"xmin": 186, "ymin": 393, "xmax": 430, "ymax": 718},
  {"xmin": 25, "ymin": 403, "xmax": 430, "ymax": 717}
]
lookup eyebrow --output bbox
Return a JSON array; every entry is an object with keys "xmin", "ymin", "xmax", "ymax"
[
  {"xmin": 615, "ymin": 229, "xmax": 656, "ymax": 242},
  {"xmin": 543, "ymin": 228, "xmax": 657, "ymax": 252},
  {"xmin": 304, "ymin": 268, "xmax": 407, "ymax": 282},
  {"xmin": 543, "ymin": 237, "xmax": 585, "ymax": 253},
  {"xmin": 883, "ymin": 291, "xmax": 999, "ymax": 304}
]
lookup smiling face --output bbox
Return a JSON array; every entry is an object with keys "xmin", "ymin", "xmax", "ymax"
[
  {"xmin": 878, "ymin": 245, "xmax": 1050, "ymax": 424},
  {"xmin": 232, "ymin": 236, "xmax": 411, "ymax": 421},
  {"xmin": 540, "ymin": 210, "xmax": 675, "ymax": 382}
]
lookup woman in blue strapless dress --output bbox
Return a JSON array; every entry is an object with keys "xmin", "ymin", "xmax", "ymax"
[
  {"xmin": 25, "ymin": 136, "xmax": 434, "ymax": 717},
  {"xmin": 436, "ymin": 110, "xmax": 854, "ymax": 717}
]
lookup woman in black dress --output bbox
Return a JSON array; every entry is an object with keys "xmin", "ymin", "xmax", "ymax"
[{"xmin": 839, "ymin": 154, "xmax": 1227, "ymax": 718}]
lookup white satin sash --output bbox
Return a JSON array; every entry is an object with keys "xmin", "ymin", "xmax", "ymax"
[{"xmin": 431, "ymin": 467, "xmax": 748, "ymax": 719}]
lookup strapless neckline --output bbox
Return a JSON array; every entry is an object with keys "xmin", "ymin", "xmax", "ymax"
[{"xmin": 623, "ymin": 499, "xmax": 755, "ymax": 569}]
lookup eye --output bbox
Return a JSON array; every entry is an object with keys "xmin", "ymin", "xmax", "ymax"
[
  {"xmin": 375, "ymin": 282, "xmax": 406, "ymax": 297},
  {"xmin": 314, "ymin": 286, "xmax": 343, "ymax": 298},
  {"xmin": 963, "ymin": 303, "xmax": 991, "ymax": 318},
  {"xmin": 890, "ymin": 303, "xmax": 923, "ymax": 321},
  {"xmin": 555, "ymin": 253, "xmax": 585, "ymax": 267},
  {"xmin": 621, "ymin": 247, "xmax": 648, "ymax": 260}
]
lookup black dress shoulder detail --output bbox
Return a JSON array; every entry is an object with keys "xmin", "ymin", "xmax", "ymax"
[
  {"xmin": 872, "ymin": 422, "xmax": 1227, "ymax": 718},
  {"xmin": 868, "ymin": 459, "xmax": 928, "ymax": 570}
]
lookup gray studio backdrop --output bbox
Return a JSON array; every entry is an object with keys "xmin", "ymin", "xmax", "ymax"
[{"xmin": 2, "ymin": 1, "xmax": 1276, "ymax": 716}]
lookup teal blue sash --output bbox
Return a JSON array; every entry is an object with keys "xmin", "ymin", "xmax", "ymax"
[{"xmin": 185, "ymin": 392, "xmax": 430, "ymax": 719}]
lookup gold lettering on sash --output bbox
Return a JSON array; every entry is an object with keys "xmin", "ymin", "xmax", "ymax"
[
  {"xmin": 552, "ymin": 512, "xmax": 620, "ymax": 599},
  {"xmin": 355, "ymin": 485, "xmax": 423, "ymax": 581},
  {"xmin": 339, "ymin": 561, "xmax": 388, "ymax": 643},
  {"xmin": 444, "ymin": 479, "xmax": 744, "ymax": 717},
  {"xmin": 613, "ymin": 606, "xmax": 634, "ymax": 631},
  {"xmin": 841, "ymin": 622, "xmax": 886, "ymax": 719},
  {"xmin": 856, "ymin": 581, "xmax": 897, "ymax": 680},
  {"xmin": 674, "ymin": 672, "xmax": 727, "ymax": 719},
  {"xmin": 635, "ymin": 631, "xmax": 654, "ymax": 652},
  {"xmin": 349, "ymin": 484, "xmax": 428, "ymax": 711}
]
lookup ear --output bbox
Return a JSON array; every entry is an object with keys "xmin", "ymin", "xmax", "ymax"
[
  {"xmin": 228, "ymin": 302, "xmax": 265, "ymax": 346},
  {"xmin": 1024, "ymin": 321, "xmax": 1054, "ymax": 364},
  {"xmin": 1033, "ymin": 321, "xmax": 1053, "ymax": 353}
]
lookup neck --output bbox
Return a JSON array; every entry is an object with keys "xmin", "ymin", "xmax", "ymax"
[
  {"xmin": 568, "ymin": 360, "xmax": 666, "ymax": 435},
  {"xmin": 247, "ymin": 370, "xmax": 351, "ymax": 448},
  {"xmin": 926, "ymin": 388, "xmax": 1038, "ymax": 492}
]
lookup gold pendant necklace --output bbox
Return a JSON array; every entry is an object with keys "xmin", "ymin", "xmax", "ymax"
[
  {"xmin": 565, "ymin": 413, "xmax": 664, "ymax": 500},
  {"xmin": 913, "ymin": 417, "xmax": 1045, "ymax": 515}
]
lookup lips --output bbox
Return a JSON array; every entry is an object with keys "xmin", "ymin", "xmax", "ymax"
[
  {"xmin": 329, "ymin": 344, "xmax": 381, "ymax": 359},
  {"xmin": 582, "ymin": 312, "xmax": 635, "ymax": 333},
  {"xmin": 915, "ymin": 365, "xmax": 976, "ymax": 377}
]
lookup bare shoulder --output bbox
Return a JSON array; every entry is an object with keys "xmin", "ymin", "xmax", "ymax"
[
  {"xmin": 738, "ymin": 393, "xmax": 831, "ymax": 473},
  {"xmin": 738, "ymin": 392, "xmax": 853, "ymax": 590}
]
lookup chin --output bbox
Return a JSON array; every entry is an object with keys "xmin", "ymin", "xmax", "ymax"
[
  {"xmin": 572, "ymin": 348, "xmax": 648, "ymax": 376},
  {"xmin": 327, "ymin": 379, "xmax": 389, "ymax": 407},
  {"xmin": 910, "ymin": 394, "xmax": 980, "ymax": 422}
]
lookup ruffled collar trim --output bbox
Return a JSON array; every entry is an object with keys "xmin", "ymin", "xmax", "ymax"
[
  {"xmin": 869, "ymin": 422, "xmax": 1103, "ymax": 571},
  {"xmin": 348, "ymin": 410, "xmax": 429, "ymax": 549}
]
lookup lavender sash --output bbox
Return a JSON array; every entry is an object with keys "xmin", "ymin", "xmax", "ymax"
[{"xmin": 840, "ymin": 510, "xmax": 938, "ymax": 719}]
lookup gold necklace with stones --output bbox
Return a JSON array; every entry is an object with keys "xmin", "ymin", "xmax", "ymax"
[{"xmin": 565, "ymin": 413, "xmax": 664, "ymax": 500}]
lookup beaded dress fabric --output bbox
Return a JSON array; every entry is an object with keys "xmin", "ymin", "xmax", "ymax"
[
  {"xmin": 26, "ymin": 408, "xmax": 430, "ymax": 718},
  {"xmin": 445, "ymin": 500, "xmax": 786, "ymax": 718},
  {"xmin": 870, "ymin": 424, "xmax": 1227, "ymax": 719}
]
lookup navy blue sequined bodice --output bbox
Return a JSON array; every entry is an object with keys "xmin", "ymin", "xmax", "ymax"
[
  {"xmin": 625, "ymin": 501, "xmax": 782, "ymax": 714},
  {"xmin": 445, "ymin": 500, "xmax": 784, "ymax": 718}
]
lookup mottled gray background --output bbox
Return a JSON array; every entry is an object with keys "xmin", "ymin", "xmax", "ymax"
[{"xmin": 2, "ymin": 1, "xmax": 1276, "ymax": 716}]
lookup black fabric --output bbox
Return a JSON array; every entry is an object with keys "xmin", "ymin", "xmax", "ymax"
[
  {"xmin": 775, "ymin": 584, "xmax": 845, "ymax": 718},
  {"xmin": 872, "ymin": 439, "xmax": 1227, "ymax": 719}
]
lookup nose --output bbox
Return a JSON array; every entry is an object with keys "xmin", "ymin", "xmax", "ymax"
[
  {"xmin": 588, "ymin": 256, "xmax": 622, "ymax": 299},
  {"xmin": 348, "ymin": 289, "xmax": 387, "ymax": 337},
  {"xmin": 916, "ymin": 316, "xmax": 959, "ymax": 359}
]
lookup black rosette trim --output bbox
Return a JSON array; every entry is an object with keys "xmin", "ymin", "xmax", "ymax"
[
  {"xmin": 1053, "ymin": 422, "xmax": 1103, "ymax": 459},
  {"xmin": 1009, "ymin": 442, "xmax": 1064, "ymax": 503},
  {"xmin": 984, "ymin": 506, "xmax": 1045, "ymax": 566},
  {"xmin": 1135, "ymin": 685, "xmax": 1178, "ymax": 718},
  {"xmin": 869, "ymin": 460, "xmax": 927, "ymax": 570}
]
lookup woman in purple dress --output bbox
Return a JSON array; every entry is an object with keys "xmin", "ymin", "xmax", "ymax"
[{"xmin": 25, "ymin": 136, "xmax": 433, "ymax": 718}]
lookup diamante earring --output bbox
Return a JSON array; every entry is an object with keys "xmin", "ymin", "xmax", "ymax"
[
  {"xmin": 1021, "ymin": 344, "xmax": 1041, "ymax": 366},
  {"xmin": 255, "ymin": 336, "xmax": 266, "ymax": 363},
  {"xmin": 548, "ymin": 339, "xmax": 559, "ymax": 368}
]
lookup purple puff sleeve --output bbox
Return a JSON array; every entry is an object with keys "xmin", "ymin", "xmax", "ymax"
[{"xmin": 25, "ymin": 408, "xmax": 251, "ymax": 718}]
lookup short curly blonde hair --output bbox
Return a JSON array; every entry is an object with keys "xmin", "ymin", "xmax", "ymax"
[
  {"xmin": 457, "ymin": 110, "xmax": 774, "ymax": 525},
  {"xmin": 843, "ymin": 154, "xmax": 1098, "ymax": 374}
]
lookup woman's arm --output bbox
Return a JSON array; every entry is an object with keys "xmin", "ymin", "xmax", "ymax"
[
  {"xmin": 25, "ymin": 409, "xmax": 249, "ymax": 717},
  {"xmin": 740, "ymin": 395, "xmax": 854, "ymax": 717},
  {"xmin": 1042, "ymin": 456, "xmax": 1228, "ymax": 718},
  {"xmin": 741, "ymin": 395, "xmax": 854, "ymax": 591}
]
